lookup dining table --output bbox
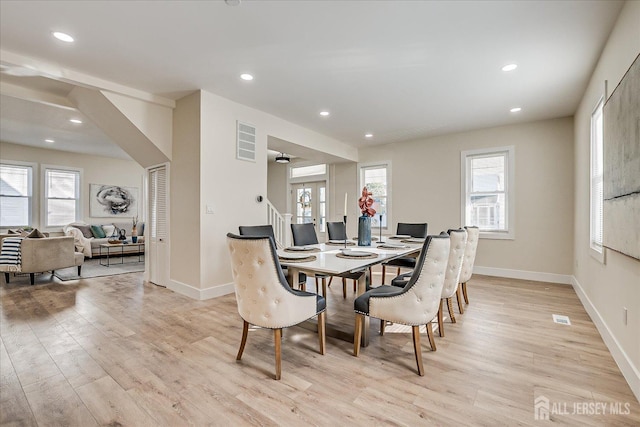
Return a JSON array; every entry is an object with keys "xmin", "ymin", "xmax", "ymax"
[{"xmin": 277, "ymin": 237, "xmax": 424, "ymax": 347}]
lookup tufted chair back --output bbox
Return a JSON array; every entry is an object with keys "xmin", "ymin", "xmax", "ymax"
[
  {"xmin": 291, "ymin": 223, "xmax": 319, "ymax": 246},
  {"xmin": 226, "ymin": 233, "xmax": 318, "ymax": 329},
  {"xmin": 440, "ymin": 229, "xmax": 468, "ymax": 299},
  {"xmin": 459, "ymin": 226, "xmax": 479, "ymax": 284},
  {"xmin": 397, "ymin": 222, "xmax": 428, "ymax": 238},
  {"xmin": 327, "ymin": 222, "xmax": 348, "ymax": 241},
  {"xmin": 365, "ymin": 233, "xmax": 450, "ymax": 326}
]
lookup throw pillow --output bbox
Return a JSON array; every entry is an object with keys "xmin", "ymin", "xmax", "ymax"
[
  {"xmin": 91, "ymin": 225, "xmax": 107, "ymax": 238},
  {"xmin": 102, "ymin": 224, "xmax": 116, "ymax": 237},
  {"xmin": 75, "ymin": 224, "xmax": 94, "ymax": 239},
  {"xmin": 26, "ymin": 228, "xmax": 46, "ymax": 238}
]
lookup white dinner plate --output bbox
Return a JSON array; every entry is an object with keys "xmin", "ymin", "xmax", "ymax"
[
  {"xmin": 278, "ymin": 252, "xmax": 313, "ymax": 260},
  {"xmin": 378, "ymin": 243, "xmax": 408, "ymax": 248},
  {"xmin": 390, "ymin": 234, "xmax": 411, "ymax": 239},
  {"xmin": 340, "ymin": 249, "xmax": 371, "ymax": 257},
  {"xmin": 287, "ymin": 246, "xmax": 314, "ymax": 251},
  {"xmin": 404, "ymin": 238, "xmax": 425, "ymax": 243},
  {"xmin": 328, "ymin": 239, "xmax": 349, "ymax": 244}
]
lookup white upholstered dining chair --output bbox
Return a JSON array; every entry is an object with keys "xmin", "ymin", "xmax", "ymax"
[
  {"xmin": 226, "ymin": 233, "xmax": 326, "ymax": 380},
  {"xmin": 459, "ymin": 226, "xmax": 479, "ymax": 305},
  {"xmin": 436, "ymin": 228, "xmax": 467, "ymax": 337},
  {"xmin": 353, "ymin": 233, "xmax": 450, "ymax": 376}
]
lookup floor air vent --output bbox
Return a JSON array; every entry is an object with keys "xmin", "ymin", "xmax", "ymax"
[{"xmin": 552, "ymin": 314, "xmax": 571, "ymax": 325}]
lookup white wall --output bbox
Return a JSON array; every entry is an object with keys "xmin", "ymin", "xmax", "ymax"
[
  {"xmin": 267, "ymin": 161, "xmax": 288, "ymax": 213},
  {"xmin": 0, "ymin": 141, "xmax": 144, "ymax": 231},
  {"xmin": 572, "ymin": 0, "xmax": 640, "ymax": 400},
  {"xmin": 358, "ymin": 117, "xmax": 575, "ymax": 277}
]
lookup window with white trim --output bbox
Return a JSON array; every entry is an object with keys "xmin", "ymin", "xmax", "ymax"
[
  {"xmin": 462, "ymin": 147, "xmax": 515, "ymax": 239},
  {"xmin": 43, "ymin": 166, "xmax": 81, "ymax": 227},
  {"xmin": 359, "ymin": 163, "xmax": 389, "ymax": 228},
  {"xmin": 0, "ymin": 163, "xmax": 33, "ymax": 228},
  {"xmin": 590, "ymin": 97, "xmax": 604, "ymax": 255}
]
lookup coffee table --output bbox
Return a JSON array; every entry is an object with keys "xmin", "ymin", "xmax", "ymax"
[{"xmin": 99, "ymin": 242, "xmax": 145, "ymax": 266}]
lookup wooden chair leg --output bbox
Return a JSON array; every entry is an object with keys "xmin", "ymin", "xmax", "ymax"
[
  {"xmin": 412, "ymin": 325, "xmax": 424, "ymax": 376},
  {"xmin": 379, "ymin": 319, "xmax": 386, "ymax": 335},
  {"xmin": 462, "ymin": 282, "xmax": 469, "ymax": 304},
  {"xmin": 77, "ymin": 265, "xmax": 82, "ymax": 276},
  {"xmin": 30, "ymin": 273, "xmax": 35, "ymax": 285},
  {"xmin": 342, "ymin": 278, "xmax": 347, "ymax": 299},
  {"xmin": 274, "ymin": 328, "xmax": 282, "ymax": 380},
  {"xmin": 322, "ymin": 277, "xmax": 327, "ymax": 297},
  {"xmin": 426, "ymin": 322, "xmax": 436, "ymax": 351},
  {"xmin": 328, "ymin": 276, "xmax": 333, "ymax": 287},
  {"xmin": 317, "ymin": 311, "xmax": 326, "ymax": 355},
  {"xmin": 353, "ymin": 279, "xmax": 357, "ymax": 293},
  {"xmin": 438, "ymin": 299, "xmax": 445, "ymax": 337},
  {"xmin": 396, "ymin": 267, "xmax": 401, "ymax": 276},
  {"xmin": 456, "ymin": 286, "xmax": 465, "ymax": 314},
  {"xmin": 447, "ymin": 297, "xmax": 456, "ymax": 323},
  {"xmin": 354, "ymin": 314, "xmax": 364, "ymax": 356},
  {"xmin": 381, "ymin": 265, "xmax": 386, "ymax": 284},
  {"xmin": 236, "ymin": 320, "xmax": 249, "ymax": 360},
  {"xmin": 4, "ymin": 273, "xmax": 10, "ymax": 283},
  {"xmin": 315, "ymin": 277, "xmax": 319, "ymax": 294}
]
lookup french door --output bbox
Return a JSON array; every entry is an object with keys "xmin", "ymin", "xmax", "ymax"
[{"xmin": 291, "ymin": 181, "xmax": 326, "ymax": 242}]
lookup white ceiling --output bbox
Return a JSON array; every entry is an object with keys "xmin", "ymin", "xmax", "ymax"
[{"xmin": 0, "ymin": 0, "xmax": 625, "ymax": 160}]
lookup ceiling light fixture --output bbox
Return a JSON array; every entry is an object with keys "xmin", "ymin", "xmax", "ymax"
[
  {"xmin": 225, "ymin": 0, "xmax": 241, "ymax": 5},
  {"xmin": 275, "ymin": 153, "xmax": 290, "ymax": 163},
  {"xmin": 69, "ymin": 118, "xmax": 82, "ymax": 124},
  {"xmin": 510, "ymin": 107, "xmax": 522, "ymax": 113},
  {"xmin": 502, "ymin": 63, "xmax": 518, "ymax": 72},
  {"xmin": 45, "ymin": 139, "xmax": 55, "ymax": 143},
  {"xmin": 319, "ymin": 111, "xmax": 330, "ymax": 117},
  {"xmin": 365, "ymin": 133, "xmax": 373, "ymax": 138},
  {"xmin": 240, "ymin": 73, "xmax": 253, "ymax": 81},
  {"xmin": 52, "ymin": 32, "xmax": 74, "ymax": 43}
]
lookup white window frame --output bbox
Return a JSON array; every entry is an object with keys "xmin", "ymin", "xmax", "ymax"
[
  {"xmin": 41, "ymin": 165, "xmax": 83, "ymax": 230},
  {"xmin": 589, "ymin": 96, "xmax": 605, "ymax": 263},
  {"xmin": 0, "ymin": 161, "xmax": 36, "ymax": 229},
  {"xmin": 461, "ymin": 146, "xmax": 515, "ymax": 240},
  {"xmin": 358, "ymin": 161, "xmax": 392, "ymax": 230}
]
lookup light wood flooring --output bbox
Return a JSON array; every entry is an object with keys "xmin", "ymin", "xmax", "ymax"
[{"xmin": 1, "ymin": 269, "xmax": 639, "ymax": 426}]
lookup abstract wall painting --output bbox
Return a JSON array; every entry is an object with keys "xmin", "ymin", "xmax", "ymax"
[
  {"xmin": 90, "ymin": 184, "xmax": 139, "ymax": 218},
  {"xmin": 603, "ymin": 54, "xmax": 640, "ymax": 260}
]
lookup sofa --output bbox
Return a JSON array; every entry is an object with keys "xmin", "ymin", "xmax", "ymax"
[
  {"xmin": 64, "ymin": 221, "xmax": 145, "ymax": 258},
  {"xmin": 0, "ymin": 235, "xmax": 84, "ymax": 285}
]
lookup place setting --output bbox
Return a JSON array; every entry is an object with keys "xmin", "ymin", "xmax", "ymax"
[
  {"xmin": 335, "ymin": 248, "xmax": 378, "ymax": 260},
  {"xmin": 277, "ymin": 251, "xmax": 317, "ymax": 263},
  {"xmin": 283, "ymin": 245, "xmax": 321, "ymax": 253}
]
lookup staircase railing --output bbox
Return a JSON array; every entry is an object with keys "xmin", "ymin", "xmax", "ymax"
[{"xmin": 266, "ymin": 199, "xmax": 291, "ymax": 248}]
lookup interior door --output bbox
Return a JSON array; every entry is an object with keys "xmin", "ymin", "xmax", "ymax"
[
  {"xmin": 291, "ymin": 181, "xmax": 326, "ymax": 242},
  {"xmin": 147, "ymin": 164, "xmax": 168, "ymax": 286}
]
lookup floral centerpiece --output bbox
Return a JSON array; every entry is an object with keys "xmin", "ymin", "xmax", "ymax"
[
  {"xmin": 358, "ymin": 187, "xmax": 376, "ymax": 217},
  {"xmin": 357, "ymin": 187, "xmax": 375, "ymax": 246},
  {"xmin": 131, "ymin": 215, "xmax": 139, "ymax": 242}
]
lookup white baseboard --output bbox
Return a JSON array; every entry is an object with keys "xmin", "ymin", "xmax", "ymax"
[
  {"xmin": 168, "ymin": 279, "xmax": 234, "ymax": 300},
  {"xmin": 571, "ymin": 276, "xmax": 640, "ymax": 403},
  {"xmin": 473, "ymin": 266, "xmax": 573, "ymax": 284}
]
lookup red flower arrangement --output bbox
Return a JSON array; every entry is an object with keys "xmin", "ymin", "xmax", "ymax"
[{"xmin": 358, "ymin": 187, "xmax": 376, "ymax": 217}]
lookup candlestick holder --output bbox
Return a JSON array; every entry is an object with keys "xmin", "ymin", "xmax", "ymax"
[{"xmin": 343, "ymin": 215, "xmax": 348, "ymax": 249}]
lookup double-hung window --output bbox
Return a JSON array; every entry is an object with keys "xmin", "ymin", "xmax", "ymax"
[
  {"xmin": 0, "ymin": 163, "xmax": 33, "ymax": 228},
  {"xmin": 461, "ymin": 146, "xmax": 515, "ymax": 239},
  {"xmin": 43, "ymin": 166, "xmax": 81, "ymax": 227},
  {"xmin": 590, "ymin": 97, "xmax": 604, "ymax": 261},
  {"xmin": 359, "ymin": 162, "xmax": 390, "ymax": 228}
]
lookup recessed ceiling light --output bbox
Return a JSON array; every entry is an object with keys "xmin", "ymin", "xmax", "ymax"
[
  {"xmin": 510, "ymin": 107, "xmax": 522, "ymax": 113},
  {"xmin": 52, "ymin": 32, "xmax": 74, "ymax": 43},
  {"xmin": 225, "ymin": 0, "xmax": 241, "ymax": 5},
  {"xmin": 45, "ymin": 139, "xmax": 55, "ymax": 143},
  {"xmin": 319, "ymin": 111, "xmax": 330, "ymax": 117},
  {"xmin": 240, "ymin": 73, "xmax": 253, "ymax": 81},
  {"xmin": 365, "ymin": 133, "xmax": 373, "ymax": 138},
  {"xmin": 502, "ymin": 63, "xmax": 518, "ymax": 72},
  {"xmin": 69, "ymin": 118, "xmax": 82, "ymax": 124}
]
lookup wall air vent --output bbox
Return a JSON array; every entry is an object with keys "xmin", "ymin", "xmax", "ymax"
[{"xmin": 236, "ymin": 121, "xmax": 256, "ymax": 162}]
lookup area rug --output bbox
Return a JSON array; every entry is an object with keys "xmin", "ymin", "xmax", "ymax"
[{"xmin": 54, "ymin": 257, "xmax": 144, "ymax": 281}]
